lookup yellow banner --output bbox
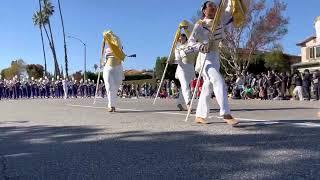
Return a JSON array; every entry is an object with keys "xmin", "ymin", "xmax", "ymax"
[
  {"xmin": 232, "ymin": 0, "xmax": 247, "ymax": 28},
  {"xmin": 103, "ymin": 31, "xmax": 126, "ymax": 61}
]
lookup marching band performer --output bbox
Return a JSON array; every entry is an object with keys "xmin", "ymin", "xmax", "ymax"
[
  {"xmin": 100, "ymin": 31, "xmax": 125, "ymax": 112},
  {"xmin": 188, "ymin": 1, "xmax": 238, "ymax": 126},
  {"xmin": 171, "ymin": 33, "xmax": 196, "ymax": 111},
  {"xmin": 62, "ymin": 77, "xmax": 68, "ymax": 99}
]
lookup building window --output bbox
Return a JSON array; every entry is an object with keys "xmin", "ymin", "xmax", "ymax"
[
  {"xmin": 309, "ymin": 47, "xmax": 315, "ymax": 59},
  {"xmin": 316, "ymin": 46, "xmax": 320, "ymax": 58}
]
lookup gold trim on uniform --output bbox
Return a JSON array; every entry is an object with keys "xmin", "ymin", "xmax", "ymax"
[{"xmin": 106, "ymin": 57, "xmax": 122, "ymax": 67}]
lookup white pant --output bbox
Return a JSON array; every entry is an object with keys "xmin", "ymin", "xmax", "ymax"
[
  {"xmin": 63, "ymin": 86, "xmax": 67, "ymax": 99},
  {"xmin": 62, "ymin": 79, "xmax": 68, "ymax": 99},
  {"xmin": 293, "ymin": 86, "xmax": 303, "ymax": 101},
  {"xmin": 175, "ymin": 63, "xmax": 195, "ymax": 106},
  {"xmin": 103, "ymin": 64, "xmax": 123, "ymax": 108},
  {"xmin": 196, "ymin": 52, "xmax": 231, "ymax": 118}
]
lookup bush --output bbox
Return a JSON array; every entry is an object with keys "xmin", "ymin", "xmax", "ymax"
[{"xmin": 124, "ymin": 74, "xmax": 153, "ymax": 81}]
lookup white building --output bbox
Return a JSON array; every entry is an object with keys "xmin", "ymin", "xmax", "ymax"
[{"xmin": 293, "ymin": 16, "xmax": 320, "ymax": 72}]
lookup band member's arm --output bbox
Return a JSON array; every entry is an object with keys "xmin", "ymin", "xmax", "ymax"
[
  {"xmin": 174, "ymin": 47, "xmax": 181, "ymax": 61},
  {"xmin": 100, "ymin": 40, "xmax": 106, "ymax": 67},
  {"xmin": 188, "ymin": 23, "xmax": 204, "ymax": 52}
]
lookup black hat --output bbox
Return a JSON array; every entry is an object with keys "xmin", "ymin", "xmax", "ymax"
[{"xmin": 201, "ymin": 1, "xmax": 217, "ymax": 12}]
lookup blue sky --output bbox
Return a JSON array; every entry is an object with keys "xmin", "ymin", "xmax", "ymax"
[{"xmin": 0, "ymin": 0, "xmax": 319, "ymax": 74}]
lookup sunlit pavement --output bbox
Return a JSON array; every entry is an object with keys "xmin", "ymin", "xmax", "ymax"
[{"xmin": 1, "ymin": 98, "xmax": 319, "ymax": 179}]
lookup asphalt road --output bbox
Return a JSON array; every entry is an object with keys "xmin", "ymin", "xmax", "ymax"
[{"xmin": 0, "ymin": 98, "xmax": 320, "ymax": 180}]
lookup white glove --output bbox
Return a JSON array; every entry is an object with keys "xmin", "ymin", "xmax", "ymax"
[
  {"xmin": 199, "ymin": 43, "xmax": 210, "ymax": 53},
  {"xmin": 182, "ymin": 47, "xmax": 195, "ymax": 57},
  {"xmin": 100, "ymin": 61, "xmax": 105, "ymax": 69}
]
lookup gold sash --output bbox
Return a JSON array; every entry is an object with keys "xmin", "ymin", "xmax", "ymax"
[
  {"xmin": 106, "ymin": 57, "xmax": 121, "ymax": 67},
  {"xmin": 103, "ymin": 31, "xmax": 126, "ymax": 61}
]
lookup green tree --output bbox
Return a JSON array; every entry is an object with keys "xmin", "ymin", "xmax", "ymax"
[
  {"xmin": 72, "ymin": 71, "xmax": 83, "ymax": 82},
  {"xmin": 264, "ymin": 50, "xmax": 290, "ymax": 72},
  {"xmin": 85, "ymin": 71, "xmax": 98, "ymax": 82},
  {"xmin": 33, "ymin": 0, "xmax": 60, "ymax": 77},
  {"xmin": 247, "ymin": 53, "xmax": 267, "ymax": 74},
  {"xmin": 154, "ymin": 56, "xmax": 176, "ymax": 80},
  {"xmin": 26, "ymin": 64, "xmax": 44, "ymax": 79},
  {"xmin": 32, "ymin": 0, "xmax": 48, "ymax": 75},
  {"xmin": 124, "ymin": 74, "xmax": 153, "ymax": 81},
  {"xmin": 218, "ymin": 0, "xmax": 289, "ymax": 75},
  {"xmin": 1, "ymin": 59, "xmax": 26, "ymax": 79}
]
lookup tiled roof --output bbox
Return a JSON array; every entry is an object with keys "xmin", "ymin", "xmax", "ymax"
[{"xmin": 296, "ymin": 35, "xmax": 316, "ymax": 46}]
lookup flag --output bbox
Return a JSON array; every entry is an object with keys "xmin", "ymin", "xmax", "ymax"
[
  {"xmin": 179, "ymin": 20, "xmax": 193, "ymax": 38},
  {"xmin": 168, "ymin": 20, "xmax": 195, "ymax": 62},
  {"xmin": 231, "ymin": 0, "xmax": 247, "ymax": 28},
  {"xmin": 168, "ymin": 28, "xmax": 181, "ymax": 62},
  {"xmin": 103, "ymin": 30, "xmax": 126, "ymax": 61},
  {"xmin": 210, "ymin": 0, "xmax": 226, "ymax": 31}
]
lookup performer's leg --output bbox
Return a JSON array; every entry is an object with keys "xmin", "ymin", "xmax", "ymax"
[
  {"xmin": 316, "ymin": 84, "xmax": 320, "ymax": 100},
  {"xmin": 176, "ymin": 65, "xmax": 194, "ymax": 108},
  {"xmin": 111, "ymin": 65, "xmax": 123, "ymax": 108},
  {"xmin": 182, "ymin": 65, "xmax": 194, "ymax": 105},
  {"xmin": 196, "ymin": 60, "xmax": 237, "ymax": 126},
  {"xmin": 64, "ymin": 87, "xmax": 67, "ymax": 99},
  {"xmin": 176, "ymin": 88, "xmax": 185, "ymax": 105},
  {"xmin": 207, "ymin": 66, "xmax": 231, "ymax": 116},
  {"xmin": 175, "ymin": 69, "xmax": 186, "ymax": 110},
  {"xmin": 179, "ymin": 77, "xmax": 191, "ymax": 105},
  {"xmin": 292, "ymin": 86, "xmax": 298, "ymax": 99},
  {"xmin": 105, "ymin": 65, "xmax": 123, "ymax": 110},
  {"xmin": 297, "ymin": 86, "xmax": 303, "ymax": 101},
  {"xmin": 103, "ymin": 66, "xmax": 112, "ymax": 109},
  {"xmin": 196, "ymin": 80, "xmax": 212, "ymax": 119}
]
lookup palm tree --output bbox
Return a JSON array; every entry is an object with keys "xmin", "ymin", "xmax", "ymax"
[
  {"xmin": 57, "ymin": 0, "xmax": 68, "ymax": 77},
  {"xmin": 41, "ymin": 0, "xmax": 60, "ymax": 77},
  {"xmin": 33, "ymin": 0, "xmax": 47, "ymax": 76},
  {"xmin": 60, "ymin": 64, "xmax": 64, "ymax": 78}
]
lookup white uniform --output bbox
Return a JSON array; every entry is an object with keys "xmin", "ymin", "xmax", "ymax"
[
  {"xmin": 174, "ymin": 43, "xmax": 196, "ymax": 106},
  {"xmin": 103, "ymin": 48, "xmax": 124, "ymax": 108},
  {"xmin": 188, "ymin": 18, "xmax": 231, "ymax": 118},
  {"xmin": 62, "ymin": 79, "xmax": 68, "ymax": 99},
  {"xmin": 292, "ymin": 85, "xmax": 303, "ymax": 101}
]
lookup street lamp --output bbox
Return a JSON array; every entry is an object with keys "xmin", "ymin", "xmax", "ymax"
[{"xmin": 67, "ymin": 35, "xmax": 87, "ymax": 81}]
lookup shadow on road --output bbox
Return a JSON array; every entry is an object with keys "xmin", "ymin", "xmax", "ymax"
[
  {"xmin": 0, "ymin": 123, "xmax": 319, "ymax": 179},
  {"xmin": 209, "ymin": 107, "xmax": 318, "ymax": 113}
]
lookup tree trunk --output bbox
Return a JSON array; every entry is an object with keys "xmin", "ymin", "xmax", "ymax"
[
  {"xmin": 47, "ymin": 19, "xmax": 60, "ymax": 77},
  {"xmin": 39, "ymin": 26, "xmax": 48, "ymax": 76},
  {"xmin": 43, "ymin": 24, "xmax": 59, "ymax": 77},
  {"xmin": 38, "ymin": 0, "xmax": 47, "ymax": 76},
  {"xmin": 57, "ymin": 0, "xmax": 68, "ymax": 77}
]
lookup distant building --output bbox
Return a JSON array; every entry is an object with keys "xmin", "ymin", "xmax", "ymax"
[{"xmin": 293, "ymin": 16, "xmax": 320, "ymax": 72}]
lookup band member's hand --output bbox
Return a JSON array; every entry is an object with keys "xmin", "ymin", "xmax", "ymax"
[
  {"xmin": 100, "ymin": 62, "xmax": 105, "ymax": 69},
  {"xmin": 200, "ymin": 43, "xmax": 209, "ymax": 53}
]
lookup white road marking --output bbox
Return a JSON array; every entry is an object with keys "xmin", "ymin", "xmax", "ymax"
[
  {"xmin": 155, "ymin": 111, "xmax": 196, "ymax": 117},
  {"xmin": 294, "ymin": 123, "xmax": 320, "ymax": 127},
  {"xmin": 119, "ymin": 108, "xmax": 143, "ymax": 112},
  {"xmin": 67, "ymin": 104, "xmax": 267, "ymax": 122},
  {"xmin": 66, "ymin": 104, "xmax": 320, "ymax": 127},
  {"xmin": 208, "ymin": 115, "xmax": 270, "ymax": 122},
  {"xmin": 67, "ymin": 104, "xmax": 143, "ymax": 112},
  {"xmin": 4, "ymin": 153, "xmax": 33, "ymax": 158},
  {"xmin": 67, "ymin": 104, "xmax": 106, "ymax": 109}
]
